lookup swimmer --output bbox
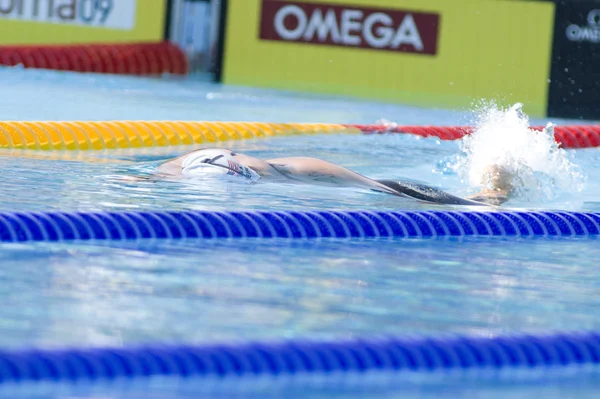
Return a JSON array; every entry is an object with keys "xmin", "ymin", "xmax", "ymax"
[{"xmin": 140, "ymin": 148, "xmax": 514, "ymax": 206}]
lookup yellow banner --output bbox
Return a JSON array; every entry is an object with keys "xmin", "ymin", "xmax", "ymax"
[
  {"xmin": 223, "ymin": 0, "xmax": 555, "ymax": 117},
  {"xmin": 0, "ymin": 0, "xmax": 166, "ymax": 44}
]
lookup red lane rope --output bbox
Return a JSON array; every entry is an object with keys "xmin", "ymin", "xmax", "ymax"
[
  {"xmin": 0, "ymin": 41, "xmax": 188, "ymax": 76},
  {"xmin": 347, "ymin": 124, "xmax": 600, "ymax": 149}
]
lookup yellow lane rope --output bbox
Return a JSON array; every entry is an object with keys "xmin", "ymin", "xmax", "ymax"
[{"xmin": 0, "ymin": 122, "xmax": 360, "ymax": 151}]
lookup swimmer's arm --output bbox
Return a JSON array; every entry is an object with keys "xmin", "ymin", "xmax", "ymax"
[
  {"xmin": 268, "ymin": 163, "xmax": 341, "ymax": 184},
  {"xmin": 266, "ymin": 158, "xmax": 398, "ymax": 195}
]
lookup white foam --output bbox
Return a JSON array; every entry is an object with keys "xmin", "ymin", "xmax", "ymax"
[{"xmin": 454, "ymin": 102, "xmax": 586, "ymax": 201}]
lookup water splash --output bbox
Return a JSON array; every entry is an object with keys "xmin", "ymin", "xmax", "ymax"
[{"xmin": 453, "ymin": 102, "xmax": 586, "ymax": 201}]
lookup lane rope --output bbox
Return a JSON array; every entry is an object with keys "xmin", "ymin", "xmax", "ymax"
[
  {"xmin": 351, "ymin": 124, "xmax": 600, "ymax": 149},
  {"xmin": 0, "ymin": 210, "xmax": 598, "ymax": 242},
  {"xmin": 0, "ymin": 122, "xmax": 356, "ymax": 150},
  {"xmin": 1, "ymin": 122, "xmax": 599, "ymax": 150},
  {"xmin": 0, "ymin": 331, "xmax": 598, "ymax": 384},
  {"xmin": 0, "ymin": 41, "xmax": 188, "ymax": 76}
]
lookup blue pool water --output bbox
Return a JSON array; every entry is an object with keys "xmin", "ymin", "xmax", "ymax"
[{"xmin": 1, "ymin": 66, "xmax": 600, "ymax": 398}]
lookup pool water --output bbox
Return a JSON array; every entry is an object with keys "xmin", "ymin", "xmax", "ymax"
[
  {"xmin": 2, "ymin": 236, "xmax": 600, "ymax": 350},
  {"xmin": 1, "ymin": 66, "xmax": 600, "ymax": 398}
]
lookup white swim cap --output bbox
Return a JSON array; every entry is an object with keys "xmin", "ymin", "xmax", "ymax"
[{"xmin": 181, "ymin": 149, "xmax": 261, "ymax": 182}]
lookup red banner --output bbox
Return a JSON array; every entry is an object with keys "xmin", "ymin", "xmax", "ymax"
[{"xmin": 259, "ymin": 0, "xmax": 440, "ymax": 55}]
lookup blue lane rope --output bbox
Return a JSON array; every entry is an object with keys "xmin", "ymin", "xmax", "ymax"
[
  {"xmin": 0, "ymin": 332, "xmax": 599, "ymax": 384},
  {"xmin": 0, "ymin": 210, "xmax": 598, "ymax": 242}
]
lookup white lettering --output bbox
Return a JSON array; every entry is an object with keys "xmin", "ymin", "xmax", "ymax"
[
  {"xmin": 0, "ymin": 0, "xmax": 136, "ymax": 30},
  {"xmin": 0, "ymin": 0, "xmax": 16, "ymax": 14},
  {"xmin": 391, "ymin": 14, "xmax": 423, "ymax": 51},
  {"xmin": 566, "ymin": 24, "xmax": 600, "ymax": 43},
  {"xmin": 340, "ymin": 9, "xmax": 362, "ymax": 45},
  {"xmin": 274, "ymin": 4, "xmax": 307, "ymax": 41},
  {"xmin": 303, "ymin": 8, "xmax": 340, "ymax": 42},
  {"xmin": 363, "ymin": 12, "xmax": 393, "ymax": 48},
  {"xmin": 565, "ymin": 10, "xmax": 600, "ymax": 43},
  {"xmin": 581, "ymin": 28, "xmax": 593, "ymax": 41},
  {"xmin": 588, "ymin": 9, "xmax": 600, "ymax": 27},
  {"xmin": 566, "ymin": 24, "xmax": 580, "ymax": 41},
  {"xmin": 268, "ymin": 4, "xmax": 434, "ymax": 53}
]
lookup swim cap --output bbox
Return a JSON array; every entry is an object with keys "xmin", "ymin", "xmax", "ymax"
[{"xmin": 181, "ymin": 149, "xmax": 261, "ymax": 182}]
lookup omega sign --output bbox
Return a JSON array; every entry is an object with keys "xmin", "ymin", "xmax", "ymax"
[
  {"xmin": 566, "ymin": 9, "xmax": 600, "ymax": 43},
  {"xmin": 259, "ymin": 0, "xmax": 440, "ymax": 55}
]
